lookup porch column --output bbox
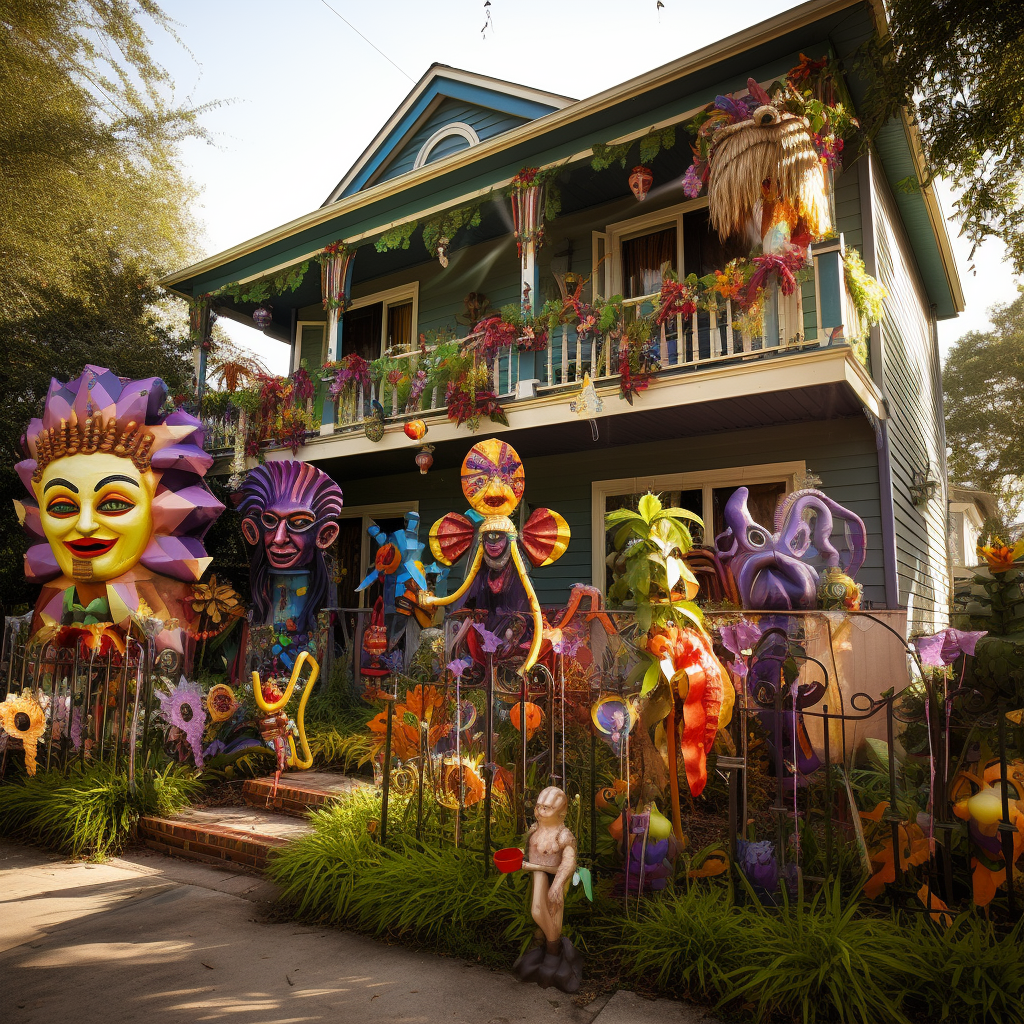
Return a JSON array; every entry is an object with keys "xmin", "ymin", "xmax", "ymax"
[
  {"xmin": 320, "ymin": 244, "xmax": 356, "ymax": 434},
  {"xmin": 511, "ymin": 171, "xmax": 544, "ymax": 397},
  {"xmin": 189, "ymin": 294, "xmax": 212, "ymax": 403}
]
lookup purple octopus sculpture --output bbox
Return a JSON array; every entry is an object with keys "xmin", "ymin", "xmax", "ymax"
[
  {"xmin": 714, "ymin": 487, "xmax": 867, "ymax": 610},
  {"xmin": 714, "ymin": 486, "xmax": 867, "ymax": 780}
]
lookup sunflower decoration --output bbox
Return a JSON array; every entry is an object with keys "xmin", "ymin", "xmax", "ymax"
[
  {"xmin": 367, "ymin": 684, "xmax": 449, "ymax": 761},
  {"xmin": 190, "ymin": 575, "xmax": 245, "ymax": 640},
  {"xmin": 0, "ymin": 693, "xmax": 46, "ymax": 774},
  {"xmin": 978, "ymin": 538, "xmax": 1024, "ymax": 574}
]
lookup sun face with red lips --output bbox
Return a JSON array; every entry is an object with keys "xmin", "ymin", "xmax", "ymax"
[{"xmin": 34, "ymin": 452, "xmax": 156, "ymax": 583}]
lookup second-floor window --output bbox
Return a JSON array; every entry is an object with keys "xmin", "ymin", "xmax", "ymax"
[
  {"xmin": 341, "ymin": 285, "xmax": 418, "ymax": 360},
  {"xmin": 621, "ymin": 226, "xmax": 676, "ymax": 298}
]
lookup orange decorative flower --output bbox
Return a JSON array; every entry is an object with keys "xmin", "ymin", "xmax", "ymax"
[
  {"xmin": 367, "ymin": 684, "xmax": 447, "ymax": 761},
  {"xmin": 978, "ymin": 538, "xmax": 1024, "ymax": 573},
  {"xmin": 191, "ymin": 575, "xmax": 244, "ymax": 625}
]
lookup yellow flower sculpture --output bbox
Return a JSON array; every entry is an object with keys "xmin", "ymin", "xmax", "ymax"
[
  {"xmin": 0, "ymin": 694, "xmax": 47, "ymax": 774},
  {"xmin": 191, "ymin": 575, "xmax": 244, "ymax": 625}
]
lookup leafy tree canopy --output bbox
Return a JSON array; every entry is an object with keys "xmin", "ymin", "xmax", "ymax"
[
  {"xmin": 860, "ymin": 1, "xmax": 1024, "ymax": 272},
  {"xmin": 943, "ymin": 289, "xmax": 1024, "ymax": 530},
  {"xmin": 0, "ymin": 0, "xmax": 209, "ymax": 311}
]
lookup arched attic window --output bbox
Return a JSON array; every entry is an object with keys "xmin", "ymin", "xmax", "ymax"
[{"xmin": 413, "ymin": 122, "xmax": 481, "ymax": 169}]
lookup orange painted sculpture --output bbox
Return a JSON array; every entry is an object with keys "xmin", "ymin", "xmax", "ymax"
[{"xmin": 421, "ymin": 439, "xmax": 570, "ymax": 674}]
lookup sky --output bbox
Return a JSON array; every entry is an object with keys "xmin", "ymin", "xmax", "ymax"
[{"xmin": 150, "ymin": 0, "xmax": 1019, "ymax": 375}]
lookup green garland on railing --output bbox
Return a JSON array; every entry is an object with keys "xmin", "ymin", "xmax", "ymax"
[{"xmin": 374, "ymin": 221, "xmax": 418, "ymax": 253}]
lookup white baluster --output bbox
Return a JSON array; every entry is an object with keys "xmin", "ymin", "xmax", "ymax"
[
  {"xmin": 391, "ymin": 385, "xmax": 398, "ymax": 417},
  {"xmin": 357, "ymin": 384, "xmax": 365, "ymax": 422},
  {"xmin": 546, "ymin": 333, "xmax": 554, "ymax": 386},
  {"xmin": 431, "ymin": 385, "xmax": 439, "ymax": 409},
  {"xmin": 561, "ymin": 325, "xmax": 569, "ymax": 384},
  {"xmin": 690, "ymin": 311, "xmax": 699, "ymax": 363},
  {"xmin": 659, "ymin": 322, "xmax": 668, "ymax": 367},
  {"xmin": 574, "ymin": 330, "xmax": 582, "ymax": 383},
  {"xmin": 726, "ymin": 300, "xmax": 735, "ymax": 354},
  {"xmin": 674, "ymin": 315, "xmax": 684, "ymax": 366},
  {"xmin": 795, "ymin": 281, "xmax": 805, "ymax": 344}
]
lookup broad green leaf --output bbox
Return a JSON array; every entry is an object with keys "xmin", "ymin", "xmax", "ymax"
[
  {"xmin": 637, "ymin": 493, "xmax": 662, "ymax": 522},
  {"xmin": 613, "ymin": 523, "xmax": 633, "ymax": 550},
  {"xmin": 657, "ymin": 507, "xmax": 705, "ymax": 527},
  {"xmin": 577, "ymin": 865, "xmax": 594, "ymax": 901},
  {"xmin": 605, "ymin": 508, "xmax": 644, "ymax": 529},
  {"xmin": 636, "ymin": 602, "xmax": 652, "ymax": 632},
  {"xmin": 641, "ymin": 657, "xmax": 662, "ymax": 697},
  {"xmin": 670, "ymin": 601, "xmax": 705, "ymax": 630}
]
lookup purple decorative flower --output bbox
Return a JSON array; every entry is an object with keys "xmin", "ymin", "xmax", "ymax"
[
  {"xmin": 737, "ymin": 839, "xmax": 779, "ymax": 892},
  {"xmin": 157, "ymin": 678, "xmax": 207, "ymax": 770},
  {"xmin": 915, "ymin": 628, "xmax": 987, "ymax": 668},
  {"xmin": 682, "ymin": 163, "xmax": 704, "ymax": 199},
  {"xmin": 719, "ymin": 620, "xmax": 763, "ymax": 679},
  {"xmin": 472, "ymin": 623, "xmax": 502, "ymax": 653},
  {"xmin": 447, "ymin": 657, "xmax": 472, "ymax": 680}
]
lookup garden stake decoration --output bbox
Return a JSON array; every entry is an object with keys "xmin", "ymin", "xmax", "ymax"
[
  {"xmin": 494, "ymin": 786, "xmax": 585, "ymax": 993},
  {"xmin": 14, "ymin": 365, "xmax": 224, "ymax": 673},
  {"xmin": 422, "ymin": 438, "xmax": 570, "ymax": 675},
  {"xmin": 251, "ymin": 650, "xmax": 320, "ymax": 794},
  {"xmin": 0, "ymin": 693, "xmax": 46, "ymax": 774}
]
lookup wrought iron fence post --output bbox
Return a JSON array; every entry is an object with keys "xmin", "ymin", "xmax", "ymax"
[
  {"xmin": 380, "ymin": 694, "xmax": 394, "ymax": 845},
  {"xmin": 883, "ymin": 698, "xmax": 903, "ymax": 895},
  {"xmin": 997, "ymin": 707, "xmax": 1018, "ymax": 919},
  {"xmin": 823, "ymin": 703, "xmax": 832, "ymax": 879}
]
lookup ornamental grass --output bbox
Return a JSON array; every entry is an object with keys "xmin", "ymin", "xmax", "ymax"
[{"xmin": 0, "ymin": 762, "xmax": 200, "ymax": 859}]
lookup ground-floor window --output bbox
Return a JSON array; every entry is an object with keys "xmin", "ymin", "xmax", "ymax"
[
  {"xmin": 591, "ymin": 462, "xmax": 804, "ymax": 591},
  {"xmin": 332, "ymin": 501, "xmax": 418, "ymax": 608}
]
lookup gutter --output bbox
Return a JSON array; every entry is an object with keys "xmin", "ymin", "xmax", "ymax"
[{"xmin": 159, "ymin": 0, "xmax": 862, "ymax": 290}]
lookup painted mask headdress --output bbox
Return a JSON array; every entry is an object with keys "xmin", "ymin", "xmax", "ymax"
[
  {"xmin": 238, "ymin": 460, "xmax": 344, "ymax": 635},
  {"xmin": 424, "ymin": 439, "xmax": 570, "ymax": 672},
  {"xmin": 15, "ymin": 365, "xmax": 223, "ymax": 627}
]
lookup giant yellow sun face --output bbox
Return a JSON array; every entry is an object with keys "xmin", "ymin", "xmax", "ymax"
[{"xmin": 34, "ymin": 452, "xmax": 156, "ymax": 583}]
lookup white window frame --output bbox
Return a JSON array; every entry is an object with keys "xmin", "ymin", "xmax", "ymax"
[
  {"xmin": 605, "ymin": 196, "xmax": 709, "ymax": 299},
  {"xmin": 345, "ymin": 282, "xmax": 420, "ymax": 357},
  {"xmin": 591, "ymin": 460, "xmax": 805, "ymax": 591},
  {"xmin": 336, "ymin": 500, "xmax": 419, "ymax": 607},
  {"xmin": 413, "ymin": 122, "xmax": 480, "ymax": 169},
  {"xmin": 292, "ymin": 320, "xmax": 328, "ymax": 372}
]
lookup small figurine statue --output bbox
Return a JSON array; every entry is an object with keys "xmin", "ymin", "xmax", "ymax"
[{"xmin": 514, "ymin": 786, "xmax": 584, "ymax": 993}]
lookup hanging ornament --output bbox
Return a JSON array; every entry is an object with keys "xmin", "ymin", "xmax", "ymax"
[
  {"xmin": 364, "ymin": 400, "xmax": 385, "ymax": 442},
  {"xmin": 415, "ymin": 445, "xmax": 435, "ymax": 475},
  {"xmin": 252, "ymin": 304, "xmax": 273, "ymax": 330},
  {"xmin": 511, "ymin": 701, "xmax": 543, "ymax": 740},
  {"xmin": 404, "ymin": 419, "xmax": 427, "ymax": 441},
  {"xmin": 437, "ymin": 235, "xmax": 450, "ymax": 268},
  {"xmin": 510, "ymin": 167, "xmax": 546, "ymax": 262},
  {"xmin": 629, "ymin": 165, "xmax": 654, "ymax": 201},
  {"xmin": 569, "ymin": 372, "xmax": 603, "ymax": 441}
]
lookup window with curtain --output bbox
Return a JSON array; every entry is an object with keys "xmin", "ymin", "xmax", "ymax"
[
  {"xmin": 386, "ymin": 301, "xmax": 414, "ymax": 352},
  {"xmin": 341, "ymin": 303, "xmax": 383, "ymax": 360},
  {"xmin": 621, "ymin": 226, "xmax": 676, "ymax": 299}
]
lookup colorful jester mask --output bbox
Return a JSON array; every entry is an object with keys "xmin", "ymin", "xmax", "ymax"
[{"xmin": 423, "ymin": 439, "xmax": 570, "ymax": 672}]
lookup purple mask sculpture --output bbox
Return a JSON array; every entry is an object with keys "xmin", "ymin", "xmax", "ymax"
[
  {"xmin": 714, "ymin": 487, "xmax": 866, "ymax": 610},
  {"xmin": 239, "ymin": 461, "xmax": 343, "ymax": 634}
]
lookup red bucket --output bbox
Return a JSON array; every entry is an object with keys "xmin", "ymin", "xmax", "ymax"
[{"xmin": 493, "ymin": 847, "xmax": 524, "ymax": 873}]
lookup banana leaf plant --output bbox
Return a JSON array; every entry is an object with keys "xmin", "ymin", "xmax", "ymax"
[{"xmin": 605, "ymin": 493, "xmax": 732, "ymax": 837}]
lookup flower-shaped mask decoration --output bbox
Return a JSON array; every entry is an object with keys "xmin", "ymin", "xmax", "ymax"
[
  {"xmin": 0, "ymin": 693, "xmax": 47, "ymax": 774},
  {"xmin": 206, "ymin": 683, "xmax": 239, "ymax": 723},
  {"xmin": 157, "ymin": 678, "xmax": 207, "ymax": 769},
  {"xmin": 191, "ymin": 575, "xmax": 244, "ymax": 627},
  {"xmin": 423, "ymin": 440, "xmax": 570, "ymax": 673}
]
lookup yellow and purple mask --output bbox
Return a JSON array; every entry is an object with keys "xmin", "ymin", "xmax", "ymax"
[{"xmin": 426, "ymin": 439, "xmax": 570, "ymax": 672}]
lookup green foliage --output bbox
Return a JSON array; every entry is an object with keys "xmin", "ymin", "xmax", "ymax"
[
  {"xmin": 213, "ymin": 260, "xmax": 310, "ymax": 306},
  {"xmin": 858, "ymin": 1, "xmax": 1024, "ymax": 272},
  {"xmin": 591, "ymin": 126, "xmax": 676, "ymax": 171},
  {"xmin": 0, "ymin": 762, "xmax": 200, "ymax": 859},
  {"xmin": 1, "ymin": 0, "xmax": 209, "ymax": 313},
  {"xmin": 605, "ymin": 492, "xmax": 704, "ymax": 634},
  {"xmin": 374, "ymin": 221, "xmax": 418, "ymax": 253},
  {"xmin": 619, "ymin": 881, "xmax": 1024, "ymax": 1024},
  {"xmin": 422, "ymin": 203, "xmax": 482, "ymax": 255},
  {"xmin": 943, "ymin": 289, "xmax": 1024, "ymax": 524}
]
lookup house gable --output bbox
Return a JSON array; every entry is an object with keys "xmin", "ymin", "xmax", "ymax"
[{"xmin": 326, "ymin": 66, "xmax": 574, "ymax": 202}]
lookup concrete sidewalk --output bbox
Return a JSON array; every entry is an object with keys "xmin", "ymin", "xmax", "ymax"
[{"xmin": 0, "ymin": 840, "xmax": 712, "ymax": 1024}]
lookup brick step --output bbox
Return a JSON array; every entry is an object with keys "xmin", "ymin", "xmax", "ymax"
[
  {"xmin": 241, "ymin": 770, "xmax": 368, "ymax": 818},
  {"xmin": 137, "ymin": 806, "xmax": 313, "ymax": 874}
]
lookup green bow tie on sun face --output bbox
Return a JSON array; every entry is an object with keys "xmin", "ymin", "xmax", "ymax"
[{"xmin": 63, "ymin": 590, "xmax": 112, "ymax": 625}]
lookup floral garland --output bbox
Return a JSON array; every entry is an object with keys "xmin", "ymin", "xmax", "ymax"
[
  {"xmin": 213, "ymin": 261, "xmax": 310, "ymax": 306},
  {"xmin": 422, "ymin": 202, "xmax": 483, "ymax": 260},
  {"xmin": 374, "ymin": 221, "xmax": 418, "ymax": 253}
]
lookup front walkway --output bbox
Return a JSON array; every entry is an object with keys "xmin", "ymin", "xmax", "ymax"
[{"xmin": 0, "ymin": 840, "xmax": 712, "ymax": 1024}]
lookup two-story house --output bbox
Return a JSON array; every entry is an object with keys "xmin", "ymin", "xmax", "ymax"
[{"xmin": 160, "ymin": 0, "xmax": 962, "ymax": 632}]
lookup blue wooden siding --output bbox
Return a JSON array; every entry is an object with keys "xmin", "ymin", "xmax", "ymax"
[
  {"xmin": 872, "ymin": 160, "xmax": 948, "ymax": 631},
  {"xmin": 333, "ymin": 416, "xmax": 884, "ymax": 607},
  {"xmin": 380, "ymin": 98, "xmax": 529, "ymax": 183}
]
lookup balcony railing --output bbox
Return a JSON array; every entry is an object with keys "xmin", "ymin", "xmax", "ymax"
[{"xmin": 200, "ymin": 238, "xmax": 864, "ymax": 454}]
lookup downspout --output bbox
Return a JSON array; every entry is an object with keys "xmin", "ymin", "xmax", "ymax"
[
  {"xmin": 931, "ymin": 302, "xmax": 954, "ymax": 619},
  {"xmin": 858, "ymin": 151, "xmax": 901, "ymax": 609}
]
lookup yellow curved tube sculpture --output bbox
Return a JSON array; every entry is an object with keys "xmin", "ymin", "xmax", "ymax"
[{"xmin": 251, "ymin": 650, "xmax": 319, "ymax": 770}]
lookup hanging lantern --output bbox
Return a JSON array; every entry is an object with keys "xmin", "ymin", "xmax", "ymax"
[
  {"xmin": 404, "ymin": 419, "xmax": 427, "ymax": 441},
  {"xmin": 437, "ymin": 235, "xmax": 450, "ymax": 269},
  {"xmin": 252, "ymin": 305, "xmax": 273, "ymax": 330},
  {"xmin": 629, "ymin": 165, "xmax": 654, "ymax": 202},
  {"xmin": 415, "ymin": 444, "xmax": 435, "ymax": 475}
]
